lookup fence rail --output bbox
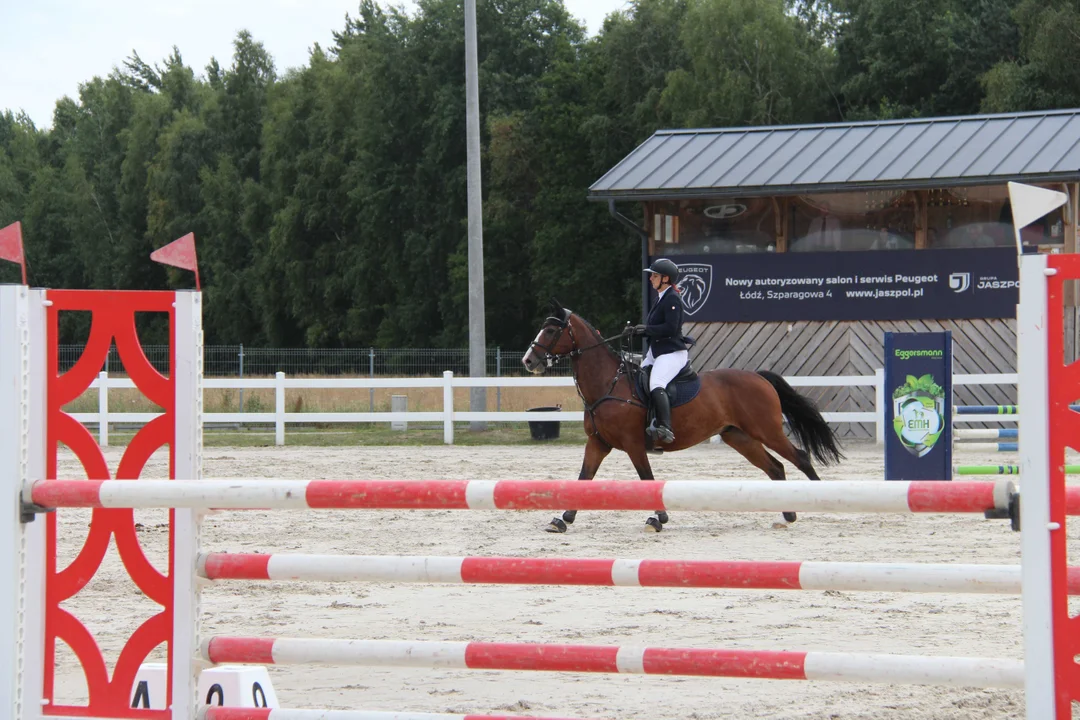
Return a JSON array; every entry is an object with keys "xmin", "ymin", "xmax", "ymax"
[
  {"xmin": 57, "ymin": 345, "xmax": 569, "ymax": 378},
  {"xmin": 70, "ymin": 370, "xmax": 1019, "ymax": 446}
]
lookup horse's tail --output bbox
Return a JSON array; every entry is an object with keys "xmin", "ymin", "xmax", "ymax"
[{"xmin": 756, "ymin": 370, "xmax": 844, "ymax": 467}]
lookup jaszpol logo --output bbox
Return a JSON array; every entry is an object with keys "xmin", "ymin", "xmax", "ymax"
[
  {"xmin": 675, "ymin": 264, "xmax": 712, "ymax": 316},
  {"xmin": 977, "ymin": 278, "xmax": 1018, "ymax": 290},
  {"xmin": 948, "ymin": 272, "xmax": 971, "ymax": 293},
  {"xmin": 892, "ymin": 373, "xmax": 945, "ymax": 458}
]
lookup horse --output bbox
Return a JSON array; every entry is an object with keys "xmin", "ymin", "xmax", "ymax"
[{"xmin": 521, "ymin": 300, "xmax": 844, "ymax": 533}]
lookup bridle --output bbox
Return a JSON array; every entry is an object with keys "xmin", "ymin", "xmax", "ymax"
[
  {"xmin": 528, "ymin": 311, "xmax": 647, "ymax": 448},
  {"xmin": 529, "ymin": 313, "xmax": 624, "ymax": 369}
]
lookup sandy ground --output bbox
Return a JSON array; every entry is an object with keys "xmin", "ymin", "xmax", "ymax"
[{"xmin": 49, "ymin": 439, "xmax": 1075, "ymax": 720}]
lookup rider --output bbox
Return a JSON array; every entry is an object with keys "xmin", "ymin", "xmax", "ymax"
[{"xmin": 631, "ymin": 258, "xmax": 689, "ymax": 445}]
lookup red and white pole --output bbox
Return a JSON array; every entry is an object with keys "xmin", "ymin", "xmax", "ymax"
[
  {"xmin": 201, "ymin": 637, "xmax": 1024, "ymax": 689},
  {"xmin": 199, "ymin": 709, "xmax": 605, "ymax": 720},
  {"xmin": 25, "ymin": 478, "xmax": 1023, "ymax": 516},
  {"xmin": 199, "ymin": 552, "xmax": 1080, "ymax": 596}
]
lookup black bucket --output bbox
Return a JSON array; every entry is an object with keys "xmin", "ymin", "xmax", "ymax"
[{"xmin": 527, "ymin": 406, "xmax": 561, "ymax": 441}]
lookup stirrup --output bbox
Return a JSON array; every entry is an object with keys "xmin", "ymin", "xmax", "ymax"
[{"xmin": 648, "ymin": 422, "xmax": 675, "ymax": 445}]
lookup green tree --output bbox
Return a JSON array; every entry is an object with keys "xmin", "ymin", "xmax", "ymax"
[
  {"xmin": 659, "ymin": 0, "xmax": 837, "ymax": 127},
  {"xmin": 982, "ymin": 0, "xmax": 1080, "ymax": 111},
  {"xmin": 835, "ymin": 0, "xmax": 1020, "ymax": 118},
  {"xmin": 0, "ymin": 112, "xmax": 43, "ymax": 284}
]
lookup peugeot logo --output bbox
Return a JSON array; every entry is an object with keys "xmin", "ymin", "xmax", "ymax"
[
  {"xmin": 674, "ymin": 264, "xmax": 712, "ymax": 316},
  {"xmin": 703, "ymin": 203, "xmax": 747, "ymax": 220},
  {"xmin": 949, "ymin": 272, "xmax": 971, "ymax": 293}
]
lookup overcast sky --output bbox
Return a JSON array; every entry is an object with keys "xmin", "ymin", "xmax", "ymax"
[{"xmin": 0, "ymin": 0, "xmax": 631, "ymax": 129}]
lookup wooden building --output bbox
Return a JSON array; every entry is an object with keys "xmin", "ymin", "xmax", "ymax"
[{"xmin": 589, "ymin": 109, "xmax": 1080, "ymax": 437}]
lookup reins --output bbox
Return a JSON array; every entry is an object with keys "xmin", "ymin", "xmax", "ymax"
[{"xmin": 529, "ymin": 315, "xmax": 627, "ymax": 367}]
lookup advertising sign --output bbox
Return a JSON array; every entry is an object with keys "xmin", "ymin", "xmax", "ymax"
[
  {"xmin": 884, "ymin": 331, "xmax": 952, "ymax": 481},
  {"xmin": 660, "ymin": 248, "xmax": 1018, "ymax": 322}
]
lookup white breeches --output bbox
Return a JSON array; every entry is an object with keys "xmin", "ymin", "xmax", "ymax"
[{"xmin": 642, "ymin": 349, "xmax": 689, "ymax": 391}]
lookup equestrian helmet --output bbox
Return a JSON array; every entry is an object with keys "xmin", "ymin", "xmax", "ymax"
[{"xmin": 644, "ymin": 257, "xmax": 680, "ymax": 284}]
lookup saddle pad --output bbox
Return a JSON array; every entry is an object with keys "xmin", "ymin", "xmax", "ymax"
[
  {"xmin": 631, "ymin": 365, "xmax": 702, "ymax": 409},
  {"xmin": 669, "ymin": 376, "xmax": 702, "ymax": 408}
]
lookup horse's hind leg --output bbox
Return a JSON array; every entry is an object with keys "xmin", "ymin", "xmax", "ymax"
[
  {"xmin": 721, "ymin": 427, "xmax": 799, "ymax": 524},
  {"xmin": 546, "ymin": 435, "xmax": 610, "ymax": 534},
  {"xmin": 756, "ymin": 421, "xmax": 822, "ymax": 482}
]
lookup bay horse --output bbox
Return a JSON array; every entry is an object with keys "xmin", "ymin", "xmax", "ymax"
[{"xmin": 521, "ymin": 300, "xmax": 844, "ymax": 533}]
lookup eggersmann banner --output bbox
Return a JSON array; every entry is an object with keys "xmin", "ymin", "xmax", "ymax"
[{"xmin": 883, "ymin": 331, "xmax": 953, "ymax": 481}]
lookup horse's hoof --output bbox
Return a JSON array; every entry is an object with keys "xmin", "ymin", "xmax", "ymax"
[
  {"xmin": 644, "ymin": 516, "xmax": 663, "ymax": 532},
  {"xmin": 546, "ymin": 518, "xmax": 568, "ymax": 533},
  {"xmin": 561, "ymin": 510, "xmax": 577, "ymax": 524},
  {"xmin": 783, "ymin": 511, "xmax": 797, "ymax": 523},
  {"xmin": 655, "ymin": 511, "xmax": 669, "ymax": 525}
]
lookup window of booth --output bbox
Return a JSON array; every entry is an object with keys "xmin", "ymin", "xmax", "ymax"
[
  {"xmin": 652, "ymin": 203, "xmax": 679, "ymax": 248},
  {"xmin": 924, "ymin": 184, "xmax": 1067, "ymax": 251},
  {"xmin": 648, "ymin": 184, "xmax": 1070, "ymax": 255},
  {"xmin": 788, "ymin": 190, "xmax": 916, "ymax": 252},
  {"xmin": 650, "ymin": 198, "xmax": 776, "ymax": 255}
]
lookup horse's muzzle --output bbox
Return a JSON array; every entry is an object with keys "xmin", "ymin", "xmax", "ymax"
[{"xmin": 522, "ymin": 351, "xmax": 545, "ymax": 374}]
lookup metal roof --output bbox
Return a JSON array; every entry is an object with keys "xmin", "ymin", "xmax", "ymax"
[{"xmin": 588, "ymin": 109, "xmax": 1080, "ymax": 200}]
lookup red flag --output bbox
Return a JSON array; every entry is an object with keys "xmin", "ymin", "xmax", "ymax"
[
  {"xmin": 150, "ymin": 232, "xmax": 201, "ymax": 290},
  {"xmin": 0, "ymin": 221, "xmax": 27, "ymax": 284}
]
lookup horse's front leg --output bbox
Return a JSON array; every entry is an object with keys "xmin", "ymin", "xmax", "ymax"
[
  {"xmin": 627, "ymin": 445, "xmax": 668, "ymax": 532},
  {"xmin": 546, "ymin": 434, "xmax": 611, "ymax": 533}
]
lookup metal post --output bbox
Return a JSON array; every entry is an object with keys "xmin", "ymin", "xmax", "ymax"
[
  {"xmin": 23, "ymin": 289, "xmax": 45, "ymax": 720},
  {"xmin": 641, "ymin": 232, "xmax": 650, "ymax": 322},
  {"xmin": 465, "ymin": 0, "xmax": 487, "ymax": 431},
  {"xmin": 238, "ymin": 344, "xmax": 244, "ymax": 414},
  {"xmin": 496, "ymin": 347, "xmax": 501, "ymax": 412},
  {"xmin": 1018, "ymin": 253, "xmax": 1055, "ymax": 719},
  {"xmin": 0, "ymin": 285, "xmax": 46, "ymax": 720},
  {"xmin": 172, "ymin": 291, "xmax": 203, "ymax": 719},
  {"xmin": 369, "ymin": 347, "xmax": 375, "ymax": 413}
]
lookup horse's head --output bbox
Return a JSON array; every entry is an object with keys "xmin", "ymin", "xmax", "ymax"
[{"xmin": 522, "ymin": 298, "xmax": 575, "ymax": 374}]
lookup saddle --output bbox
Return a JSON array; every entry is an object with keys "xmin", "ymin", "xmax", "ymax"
[{"xmin": 626, "ymin": 359, "xmax": 702, "ymax": 454}]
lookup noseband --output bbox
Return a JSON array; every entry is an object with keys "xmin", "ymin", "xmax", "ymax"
[{"xmin": 529, "ymin": 315, "xmax": 575, "ymax": 368}]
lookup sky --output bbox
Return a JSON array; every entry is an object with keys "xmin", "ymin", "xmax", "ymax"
[{"xmin": 0, "ymin": 0, "xmax": 631, "ymax": 130}]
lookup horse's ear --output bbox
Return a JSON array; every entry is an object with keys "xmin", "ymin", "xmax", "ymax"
[{"xmin": 548, "ymin": 297, "xmax": 567, "ymax": 321}]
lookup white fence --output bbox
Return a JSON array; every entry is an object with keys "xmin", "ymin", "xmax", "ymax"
[{"xmin": 71, "ymin": 370, "xmax": 1019, "ymax": 446}]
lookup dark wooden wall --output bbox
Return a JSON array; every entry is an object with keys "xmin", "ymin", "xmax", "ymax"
[{"xmin": 684, "ymin": 318, "xmax": 1040, "ymax": 438}]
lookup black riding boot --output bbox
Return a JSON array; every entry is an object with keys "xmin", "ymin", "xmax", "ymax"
[{"xmin": 650, "ymin": 387, "xmax": 675, "ymax": 444}]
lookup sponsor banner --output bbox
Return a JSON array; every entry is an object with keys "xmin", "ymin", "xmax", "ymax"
[
  {"xmin": 884, "ymin": 332, "xmax": 952, "ymax": 481},
  {"xmin": 659, "ymin": 248, "xmax": 1018, "ymax": 322}
]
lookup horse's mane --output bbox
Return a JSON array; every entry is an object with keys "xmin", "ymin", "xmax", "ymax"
[{"xmin": 567, "ymin": 309, "xmax": 621, "ymax": 363}]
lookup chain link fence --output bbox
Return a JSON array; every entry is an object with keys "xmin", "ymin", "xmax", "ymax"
[{"xmin": 57, "ymin": 345, "xmax": 576, "ymax": 378}]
